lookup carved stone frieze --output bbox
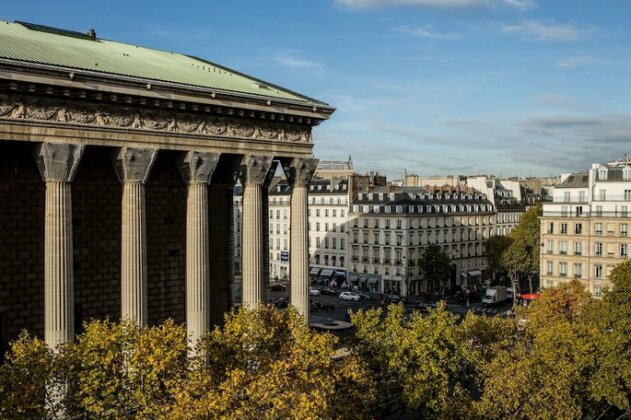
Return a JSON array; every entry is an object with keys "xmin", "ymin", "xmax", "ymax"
[{"xmin": 0, "ymin": 94, "xmax": 313, "ymax": 144}]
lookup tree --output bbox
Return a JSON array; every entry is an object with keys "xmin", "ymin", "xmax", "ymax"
[
  {"xmin": 500, "ymin": 237, "xmax": 531, "ymax": 307},
  {"xmin": 484, "ymin": 235, "xmax": 513, "ymax": 280},
  {"xmin": 505, "ymin": 203, "xmax": 542, "ymax": 293},
  {"xmin": 418, "ymin": 244, "xmax": 451, "ymax": 293},
  {"xmin": 350, "ymin": 303, "xmax": 472, "ymax": 418},
  {"xmin": 169, "ymin": 305, "xmax": 374, "ymax": 419}
]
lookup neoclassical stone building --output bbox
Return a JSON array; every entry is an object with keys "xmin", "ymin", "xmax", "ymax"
[{"xmin": 0, "ymin": 21, "xmax": 333, "ymax": 354}]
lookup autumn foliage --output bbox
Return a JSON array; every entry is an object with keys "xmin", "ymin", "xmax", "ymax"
[{"xmin": 2, "ymin": 262, "xmax": 631, "ymax": 419}]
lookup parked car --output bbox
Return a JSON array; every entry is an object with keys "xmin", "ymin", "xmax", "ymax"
[
  {"xmin": 355, "ymin": 291, "xmax": 371, "ymax": 301},
  {"xmin": 320, "ymin": 286, "xmax": 337, "ymax": 295},
  {"xmin": 270, "ymin": 283, "xmax": 286, "ymax": 292},
  {"xmin": 309, "ymin": 288, "xmax": 321, "ymax": 296},
  {"xmin": 339, "ymin": 291, "xmax": 361, "ymax": 302},
  {"xmin": 383, "ymin": 294, "xmax": 402, "ymax": 304},
  {"xmin": 415, "ymin": 301, "xmax": 437, "ymax": 312},
  {"xmin": 273, "ymin": 297, "xmax": 288, "ymax": 308}
]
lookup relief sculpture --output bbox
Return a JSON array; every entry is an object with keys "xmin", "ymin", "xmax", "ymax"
[{"xmin": 0, "ymin": 93, "xmax": 312, "ymax": 144}]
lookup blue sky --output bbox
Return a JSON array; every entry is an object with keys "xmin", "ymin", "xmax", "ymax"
[{"xmin": 3, "ymin": 0, "xmax": 631, "ymax": 178}]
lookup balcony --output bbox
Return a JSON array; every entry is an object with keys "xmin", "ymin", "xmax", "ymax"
[
  {"xmin": 362, "ymin": 257, "xmax": 369, "ymax": 263},
  {"xmin": 352, "ymin": 256, "xmax": 359, "ymax": 262},
  {"xmin": 384, "ymin": 258, "xmax": 391, "ymax": 264},
  {"xmin": 560, "ymin": 273, "xmax": 567, "ymax": 277},
  {"xmin": 373, "ymin": 258, "xmax": 380, "ymax": 263},
  {"xmin": 574, "ymin": 274, "xmax": 582, "ymax": 278}
]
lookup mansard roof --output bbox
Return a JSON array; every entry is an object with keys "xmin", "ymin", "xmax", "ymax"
[
  {"xmin": 557, "ymin": 173, "xmax": 589, "ymax": 188},
  {"xmin": 0, "ymin": 20, "xmax": 331, "ymax": 108}
]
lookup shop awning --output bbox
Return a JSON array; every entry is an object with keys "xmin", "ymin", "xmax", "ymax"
[
  {"xmin": 309, "ymin": 267, "xmax": 322, "ymax": 275},
  {"xmin": 320, "ymin": 268, "xmax": 334, "ymax": 277},
  {"xmin": 349, "ymin": 273, "xmax": 360, "ymax": 282},
  {"xmin": 367, "ymin": 276, "xmax": 379, "ymax": 284},
  {"xmin": 358, "ymin": 276, "xmax": 367, "ymax": 284},
  {"xmin": 468, "ymin": 270, "xmax": 482, "ymax": 277}
]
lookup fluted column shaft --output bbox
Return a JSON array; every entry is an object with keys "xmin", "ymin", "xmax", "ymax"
[
  {"xmin": 285, "ymin": 158, "xmax": 318, "ymax": 324},
  {"xmin": 290, "ymin": 185, "xmax": 310, "ymax": 321},
  {"xmin": 44, "ymin": 181, "xmax": 75, "ymax": 347},
  {"xmin": 186, "ymin": 183, "xmax": 209, "ymax": 344},
  {"xmin": 121, "ymin": 182, "xmax": 148, "ymax": 325},
  {"xmin": 242, "ymin": 184, "xmax": 264, "ymax": 308},
  {"xmin": 34, "ymin": 143, "xmax": 84, "ymax": 348},
  {"xmin": 178, "ymin": 152, "xmax": 219, "ymax": 347},
  {"xmin": 114, "ymin": 147, "xmax": 157, "ymax": 326},
  {"xmin": 240, "ymin": 155, "xmax": 275, "ymax": 309}
]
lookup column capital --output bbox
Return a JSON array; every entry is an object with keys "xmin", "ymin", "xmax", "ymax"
[
  {"xmin": 34, "ymin": 143, "xmax": 84, "ymax": 183},
  {"xmin": 178, "ymin": 151, "xmax": 220, "ymax": 185},
  {"xmin": 113, "ymin": 147, "xmax": 157, "ymax": 184},
  {"xmin": 284, "ymin": 157, "xmax": 318, "ymax": 188},
  {"xmin": 239, "ymin": 155, "xmax": 276, "ymax": 186}
]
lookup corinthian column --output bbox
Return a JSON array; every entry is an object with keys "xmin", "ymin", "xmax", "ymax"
[
  {"xmin": 178, "ymin": 151, "xmax": 219, "ymax": 347},
  {"xmin": 113, "ymin": 147, "xmax": 157, "ymax": 326},
  {"xmin": 34, "ymin": 143, "xmax": 84, "ymax": 348},
  {"xmin": 285, "ymin": 158, "xmax": 318, "ymax": 323},
  {"xmin": 240, "ymin": 155, "xmax": 275, "ymax": 309}
]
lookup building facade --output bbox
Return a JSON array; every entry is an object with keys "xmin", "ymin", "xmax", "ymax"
[
  {"xmin": 540, "ymin": 160, "xmax": 631, "ymax": 296},
  {"xmin": 348, "ymin": 187, "xmax": 495, "ymax": 297},
  {"xmin": 0, "ymin": 21, "xmax": 333, "ymax": 353}
]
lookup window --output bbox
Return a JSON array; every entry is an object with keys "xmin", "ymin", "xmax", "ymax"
[
  {"xmin": 332, "ymin": 209, "xmax": 337, "ymax": 217},
  {"xmin": 276, "ymin": 210, "xmax": 280, "ymax": 219},
  {"xmin": 621, "ymin": 206, "xmax": 629, "ymax": 217},
  {"xmin": 574, "ymin": 223, "xmax": 582, "ymax": 234},
  {"xmin": 283, "ymin": 239, "xmax": 288, "ymax": 250},
  {"xmin": 546, "ymin": 240, "xmax": 554, "ymax": 254},
  {"xmin": 573, "ymin": 263, "xmax": 582, "ymax": 278},
  {"xmin": 547, "ymin": 222, "xmax": 554, "ymax": 234},
  {"xmin": 563, "ymin": 191, "xmax": 571, "ymax": 202},
  {"xmin": 316, "ymin": 223, "xmax": 320, "ymax": 232},
  {"xmin": 340, "ymin": 210, "xmax": 345, "ymax": 218},
  {"xmin": 385, "ymin": 233, "xmax": 391, "ymax": 245},
  {"xmin": 595, "ymin": 242, "xmax": 603, "ymax": 256},
  {"xmin": 624, "ymin": 167, "xmax": 631, "ymax": 181},
  {"xmin": 574, "ymin": 241, "xmax": 583, "ymax": 256},
  {"xmin": 316, "ymin": 209, "xmax": 320, "ymax": 217},
  {"xmin": 559, "ymin": 262, "xmax": 567, "ymax": 277},
  {"xmin": 599, "ymin": 189, "xmax": 606, "ymax": 201},
  {"xmin": 595, "ymin": 206, "xmax": 603, "ymax": 217},
  {"xmin": 385, "ymin": 219, "xmax": 391, "ymax": 228},
  {"xmin": 374, "ymin": 232, "xmax": 380, "ymax": 244},
  {"xmin": 622, "ymin": 224, "xmax": 628, "ymax": 237},
  {"xmin": 363, "ymin": 232, "xmax": 368, "ymax": 244},
  {"xmin": 598, "ymin": 168, "xmax": 608, "ymax": 180},
  {"xmin": 325, "ymin": 223, "xmax": 329, "ymax": 232},
  {"xmin": 396, "ymin": 234, "xmax": 403, "ymax": 246},
  {"xmin": 340, "ymin": 239, "xmax": 345, "ymax": 250},
  {"xmin": 397, "ymin": 219, "xmax": 402, "ymax": 229},
  {"xmin": 559, "ymin": 241, "xmax": 568, "ymax": 255},
  {"xmin": 561, "ymin": 206, "xmax": 568, "ymax": 217},
  {"xmin": 595, "ymin": 264, "xmax": 602, "ymax": 279},
  {"xmin": 546, "ymin": 261, "xmax": 553, "ymax": 275},
  {"xmin": 579, "ymin": 191, "xmax": 586, "ymax": 202},
  {"xmin": 622, "ymin": 243, "xmax": 628, "ymax": 257},
  {"xmin": 316, "ymin": 237, "xmax": 320, "ymax": 247},
  {"xmin": 595, "ymin": 223, "xmax": 603, "ymax": 235},
  {"xmin": 324, "ymin": 238, "xmax": 329, "ymax": 249},
  {"xmin": 325, "ymin": 209, "xmax": 329, "ymax": 217},
  {"xmin": 594, "ymin": 286, "xmax": 602, "ymax": 297},
  {"xmin": 561, "ymin": 223, "xmax": 568, "ymax": 234},
  {"xmin": 625, "ymin": 190, "xmax": 631, "ymax": 200}
]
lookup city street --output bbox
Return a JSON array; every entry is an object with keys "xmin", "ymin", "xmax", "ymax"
[{"xmin": 270, "ymin": 289, "xmax": 514, "ymax": 340}]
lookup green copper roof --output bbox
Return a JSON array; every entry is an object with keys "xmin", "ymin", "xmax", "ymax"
[{"xmin": 0, "ymin": 20, "xmax": 325, "ymax": 105}]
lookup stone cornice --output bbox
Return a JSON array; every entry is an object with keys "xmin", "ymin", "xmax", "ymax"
[{"xmin": 0, "ymin": 93, "xmax": 313, "ymax": 144}]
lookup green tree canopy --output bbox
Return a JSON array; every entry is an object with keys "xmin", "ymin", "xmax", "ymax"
[
  {"xmin": 484, "ymin": 235, "xmax": 513, "ymax": 277},
  {"xmin": 418, "ymin": 244, "xmax": 451, "ymax": 292}
]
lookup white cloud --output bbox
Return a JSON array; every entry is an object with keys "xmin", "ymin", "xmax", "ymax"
[
  {"xmin": 396, "ymin": 25, "xmax": 458, "ymax": 40},
  {"xmin": 273, "ymin": 50, "xmax": 325, "ymax": 70},
  {"xmin": 501, "ymin": 20, "xmax": 595, "ymax": 41},
  {"xmin": 554, "ymin": 55, "xmax": 597, "ymax": 68},
  {"xmin": 335, "ymin": 0, "xmax": 534, "ymax": 10}
]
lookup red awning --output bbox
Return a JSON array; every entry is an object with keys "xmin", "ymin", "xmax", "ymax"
[{"xmin": 521, "ymin": 293, "xmax": 540, "ymax": 300}]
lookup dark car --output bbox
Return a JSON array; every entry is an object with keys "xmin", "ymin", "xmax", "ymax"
[
  {"xmin": 273, "ymin": 297, "xmax": 288, "ymax": 309},
  {"xmin": 270, "ymin": 283, "xmax": 287, "ymax": 292},
  {"xmin": 320, "ymin": 286, "xmax": 337, "ymax": 295},
  {"xmin": 384, "ymin": 294, "xmax": 402, "ymax": 304},
  {"xmin": 355, "ymin": 291, "xmax": 372, "ymax": 301},
  {"xmin": 415, "ymin": 301, "xmax": 437, "ymax": 312}
]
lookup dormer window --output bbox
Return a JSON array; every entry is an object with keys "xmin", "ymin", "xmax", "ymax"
[
  {"xmin": 599, "ymin": 167, "xmax": 608, "ymax": 180},
  {"xmin": 623, "ymin": 166, "xmax": 631, "ymax": 180}
]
